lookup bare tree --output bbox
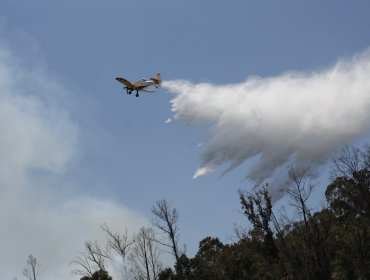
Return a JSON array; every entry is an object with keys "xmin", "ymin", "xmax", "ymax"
[
  {"xmin": 331, "ymin": 145, "xmax": 370, "ymax": 179},
  {"xmin": 283, "ymin": 167, "xmax": 314, "ymax": 228},
  {"xmin": 72, "ymin": 240, "xmax": 109, "ymax": 277},
  {"xmin": 151, "ymin": 199, "xmax": 182, "ymax": 262},
  {"xmin": 283, "ymin": 166, "xmax": 333, "ymax": 279},
  {"xmin": 102, "ymin": 224, "xmax": 134, "ymax": 279},
  {"xmin": 23, "ymin": 255, "xmax": 40, "ymax": 280},
  {"xmin": 280, "ymin": 167, "xmax": 316, "ymax": 260},
  {"xmin": 128, "ymin": 227, "xmax": 162, "ymax": 280}
]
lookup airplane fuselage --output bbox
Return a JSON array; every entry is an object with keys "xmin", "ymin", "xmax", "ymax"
[{"xmin": 115, "ymin": 73, "xmax": 161, "ymax": 97}]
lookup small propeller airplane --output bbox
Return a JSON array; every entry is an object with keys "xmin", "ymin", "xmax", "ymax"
[{"xmin": 115, "ymin": 73, "xmax": 161, "ymax": 97}]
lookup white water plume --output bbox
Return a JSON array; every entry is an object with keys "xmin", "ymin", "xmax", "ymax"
[{"xmin": 164, "ymin": 49, "xmax": 370, "ymax": 184}]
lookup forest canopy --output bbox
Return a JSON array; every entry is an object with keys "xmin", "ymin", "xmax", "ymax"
[{"xmin": 23, "ymin": 145, "xmax": 370, "ymax": 280}]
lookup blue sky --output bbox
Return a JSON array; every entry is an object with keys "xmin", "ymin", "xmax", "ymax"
[{"xmin": 1, "ymin": 1, "xmax": 370, "ymax": 279}]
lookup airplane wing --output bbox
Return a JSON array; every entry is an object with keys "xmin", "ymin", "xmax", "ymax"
[
  {"xmin": 134, "ymin": 79, "xmax": 155, "ymax": 87},
  {"xmin": 115, "ymin": 77, "xmax": 133, "ymax": 88},
  {"xmin": 142, "ymin": 89, "xmax": 156, "ymax": 93}
]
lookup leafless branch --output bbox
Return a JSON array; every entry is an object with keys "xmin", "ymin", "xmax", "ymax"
[
  {"xmin": 23, "ymin": 255, "xmax": 40, "ymax": 280},
  {"xmin": 151, "ymin": 199, "xmax": 182, "ymax": 262}
]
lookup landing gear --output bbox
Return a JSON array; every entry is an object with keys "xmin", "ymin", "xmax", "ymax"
[
  {"xmin": 124, "ymin": 88, "xmax": 132, "ymax": 95},
  {"xmin": 123, "ymin": 87, "xmax": 138, "ymax": 97}
]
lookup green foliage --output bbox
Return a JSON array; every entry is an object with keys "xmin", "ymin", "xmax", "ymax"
[
  {"xmin": 326, "ymin": 169, "xmax": 370, "ymax": 222},
  {"xmin": 159, "ymin": 146, "xmax": 370, "ymax": 280},
  {"xmin": 80, "ymin": 269, "xmax": 112, "ymax": 280}
]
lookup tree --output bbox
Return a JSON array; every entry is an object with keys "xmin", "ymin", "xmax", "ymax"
[
  {"xmin": 325, "ymin": 145, "xmax": 370, "ymax": 278},
  {"xmin": 23, "ymin": 255, "xmax": 40, "ymax": 280},
  {"xmin": 326, "ymin": 169, "xmax": 370, "ymax": 222},
  {"xmin": 129, "ymin": 227, "xmax": 162, "ymax": 280},
  {"xmin": 80, "ymin": 269, "xmax": 113, "ymax": 280},
  {"xmin": 331, "ymin": 145, "xmax": 370, "ymax": 179},
  {"xmin": 152, "ymin": 199, "xmax": 182, "ymax": 263},
  {"xmin": 102, "ymin": 224, "xmax": 134, "ymax": 279},
  {"xmin": 283, "ymin": 167, "xmax": 314, "ymax": 229},
  {"xmin": 239, "ymin": 185, "xmax": 278, "ymax": 258},
  {"xmin": 191, "ymin": 237, "xmax": 225, "ymax": 280},
  {"xmin": 280, "ymin": 167, "xmax": 334, "ymax": 280},
  {"xmin": 72, "ymin": 240, "xmax": 109, "ymax": 277}
]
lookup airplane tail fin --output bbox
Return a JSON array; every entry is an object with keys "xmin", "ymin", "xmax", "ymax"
[{"xmin": 151, "ymin": 73, "xmax": 161, "ymax": 85}]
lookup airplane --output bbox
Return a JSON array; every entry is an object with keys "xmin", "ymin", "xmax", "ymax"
[{"xmin": 115, "ymin": 73, "xmax": 161, "ymax": 97}]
